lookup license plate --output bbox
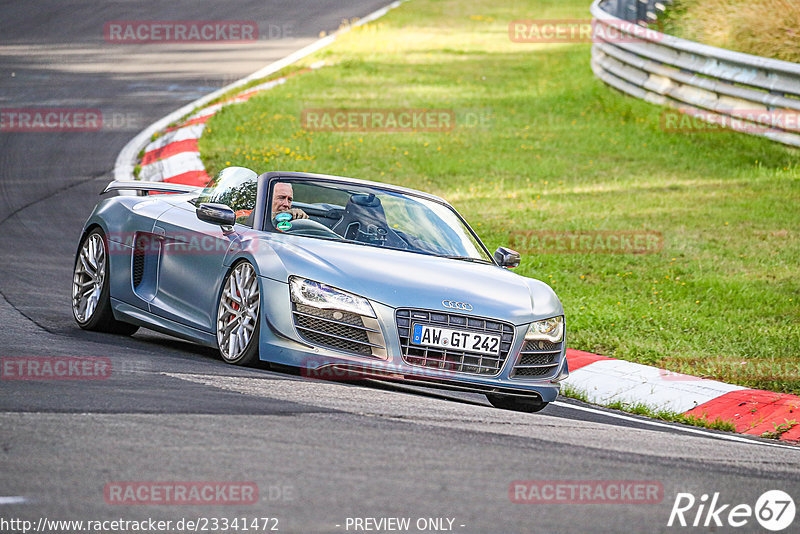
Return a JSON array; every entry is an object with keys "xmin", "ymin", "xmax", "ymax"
[{"xmin": 411, "ymin": 324, "xmax": 501, "ymax": 355}]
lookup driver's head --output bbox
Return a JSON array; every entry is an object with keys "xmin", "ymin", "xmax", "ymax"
[{"xmin": 272, "ymin": 182, "xmax": 293, "ymax": 215}]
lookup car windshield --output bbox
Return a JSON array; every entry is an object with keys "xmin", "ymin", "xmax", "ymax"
[{"xmin": 267, "ymin": 179, "xmax": 492, "ymax": 262}]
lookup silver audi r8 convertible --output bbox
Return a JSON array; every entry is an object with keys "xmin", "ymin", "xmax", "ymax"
[{"xmin": 73, "ymin": 167, "xmax": 567, "ymax": 411}]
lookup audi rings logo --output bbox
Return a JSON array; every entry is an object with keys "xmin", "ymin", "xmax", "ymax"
[{"xmin": 442, "ymin": 300, "xmax": 473, "ymax": 311}]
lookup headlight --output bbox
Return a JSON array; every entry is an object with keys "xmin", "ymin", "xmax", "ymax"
[
  {"xmin": 525, "ymin": 316, "xmax": 564, "ymax": 343},
  {"xmin": 289, "ymin": 277, "xmax": 375, "ymax": 318}
]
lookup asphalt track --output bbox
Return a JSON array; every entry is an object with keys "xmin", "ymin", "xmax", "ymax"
[{"xmin": 0, "ymin": 1, "xmax": 798, "ymax": 533}]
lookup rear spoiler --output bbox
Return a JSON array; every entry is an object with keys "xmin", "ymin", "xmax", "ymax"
[{"xmin": 102, "ymin": 180, "xmax": 203, "ymax": 196}]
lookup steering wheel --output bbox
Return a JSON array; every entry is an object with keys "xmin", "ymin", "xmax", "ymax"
[{"xmin": 277, "ymin": 217, "xmax": 342, "ymax": 239}]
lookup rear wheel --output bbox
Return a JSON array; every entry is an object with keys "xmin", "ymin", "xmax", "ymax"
[
  {"xmin": 72, "ymin": 228, "xmax": 139, "ymax": 335},
  {"xmin": 216, "ymin": 261, "xmax": 260, "ymax": 365},
  {"xmin": 486, "ymin": 393, "xmax": 548, "ymax": 413}
]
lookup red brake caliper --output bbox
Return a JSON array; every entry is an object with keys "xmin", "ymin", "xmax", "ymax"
[{"xmin": 229, "ymin": 289, "xmax": 240, "ymax": 323}]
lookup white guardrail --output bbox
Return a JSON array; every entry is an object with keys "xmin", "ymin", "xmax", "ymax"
[{"xmin": 590, "ymin": 0, "xmax": 800, "ymax": 147}]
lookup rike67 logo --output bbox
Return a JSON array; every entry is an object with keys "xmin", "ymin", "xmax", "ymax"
[{"xmin": 668, "ymin": 490, "xmax": 795, "ymax": 531}]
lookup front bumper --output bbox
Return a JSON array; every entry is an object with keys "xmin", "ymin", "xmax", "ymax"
[{"xmin": 257, "ymin": 277, "xmax": 567, "ymax": 403}]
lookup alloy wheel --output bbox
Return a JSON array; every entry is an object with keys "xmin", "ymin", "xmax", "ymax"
[
  {"xmin": 217, "ymin": 262, "xmax": 260, "ymax": 361},
  {"xmin": 72, "ymin": 232, "xmax": 106, "ymax": 323}
]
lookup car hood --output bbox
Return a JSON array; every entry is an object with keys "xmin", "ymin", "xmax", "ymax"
[{"xmin": 254, "ymin": 234, "xmax": 560, "ymax": 324}]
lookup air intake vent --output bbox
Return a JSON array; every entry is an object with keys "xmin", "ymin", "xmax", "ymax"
[
  {"xmin": 511, "ymin": 340, "xmax": 562, "ymax": 379},
  {"xmin": 131, "ymin": 234, "xmax": 152, "ymax": 288},
  {"xmin": 292, "ymin": 303, "xmax": 386, "ymax": 358}
]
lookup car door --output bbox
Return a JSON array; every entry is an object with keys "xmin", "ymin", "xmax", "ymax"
[{"xmin": 148, "ymin": 202, "xmax": 238, "ymax": 332}]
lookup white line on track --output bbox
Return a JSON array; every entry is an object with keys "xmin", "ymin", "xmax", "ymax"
[
  {"xmin": 0, "ymin": 496, "xmax": 29, "ymax": 504},
  {"xmin": 362, "ymin": 379, "xmax": 800, "ymax": 451},
  {"xmin": 160, "ymin": 371, "xmax": 800, "ymax": 457},
  {"xmin": 552, "ymin": 400, "xmax": 800, "ymax": 451}
]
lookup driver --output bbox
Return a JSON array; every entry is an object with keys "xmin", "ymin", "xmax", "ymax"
[{"xmin": 271, "ymin": 182, "xmax": 308, "ymax": 221}]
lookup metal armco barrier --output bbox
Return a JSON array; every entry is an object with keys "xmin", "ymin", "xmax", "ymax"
[{"xmin": 591, "ymin": 0, "xmax": 800, "ymax": 147}]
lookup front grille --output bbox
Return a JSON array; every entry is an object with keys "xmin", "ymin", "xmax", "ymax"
[
  {"xmin": 511, "ymin": 339, "xmax": 562, "ymax": 379},
  {"xmin": 292, "ymin": 303, "xmax": 385, "ymax": 357},
  {"xmin": 396, "ymin": 309, "xmax": 515, "ymax": 376}
]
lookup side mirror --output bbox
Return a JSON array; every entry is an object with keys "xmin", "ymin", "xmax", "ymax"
[
  {"xmin": 494, "ymin": 246, "xmax": 520, "ymax": 268},
  {"xmin": 196, "ymin": 203, "xmax": 236, "ymax": 228}
]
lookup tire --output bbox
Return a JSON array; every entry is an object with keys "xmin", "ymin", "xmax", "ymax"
[
  {"xmin": 216, "ymin": 261, "xmax": 260, "ymax": 365},
  {"xmin": 72, "ymin": 228, "xmax": 139, "ymax": 335},
  {"xmin": 486, "ymin": 393, "xmax": 548, "ymax": 413}
]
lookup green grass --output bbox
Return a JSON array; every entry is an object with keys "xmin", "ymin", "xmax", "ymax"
[
  {"xmin": 604, "ymin": 399, "xmax": 737, "ymax": 432},
  {"xmin": 562, "ymin": 383, "xmax": 736, "ymax": 433},
  {"xmin": 561, "ymin": 384, "xmax": 589, "ymax": 403},
  {"xmin": 661, "ymin": 0, "xmax": 800, "ymax": 63},
  {"xmin": 199, "ymin": 0, "xmax": 800, "ymax": 395},
  {"xmin": 761, "ymin": 419, "xmax": 798, "ymax": 439}
]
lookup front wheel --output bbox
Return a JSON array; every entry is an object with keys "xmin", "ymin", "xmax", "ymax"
[
  {"xmin": 486, "ymin": 393, "xmax": 548, "ymax": 413},
  {"xmin": 72, "ymin": 228, "xmax": 139, "ymax": 335},
  {"xmin": 216, "ymin": 261, "xmax": 260, "ymax": 365}
]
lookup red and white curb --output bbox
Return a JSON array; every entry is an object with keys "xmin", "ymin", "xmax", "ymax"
[
  {"xmin": 565, "ymin": 349, "xmax": 800, "ymax": 442},
  {"xmin": 113, "ymin": 0, "xmax": 406, "ymax": 184},
  {"xmin": 137, "ymin": 72, "xmax": 312, "ymax": 186},
  {"xmin": 112, "ymin": 0, "xmax": 799, "ymax": 443}
]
